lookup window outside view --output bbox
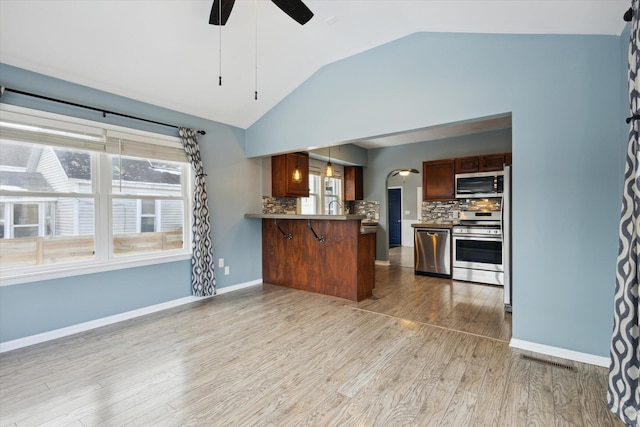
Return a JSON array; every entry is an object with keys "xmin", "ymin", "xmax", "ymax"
[
  {"xmin": 300, "ymin": 172, "xmax": 342, "ymax": 215},
  {"xmin": 300, "ymin": 174, "xmax": 320, "ymax": 214},
  {"xmin": 324, "ymin": 176, "xmax": 342, "ymax": 215},
  {"xmin": 0, "ymin": 128, "xmax": 189, "ymax": 271}
]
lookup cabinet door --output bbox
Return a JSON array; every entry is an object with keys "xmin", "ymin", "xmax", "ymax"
[
  {"xmin": 285, "ymin": 153, "xmax": 309, "ymax": 197},
  {"xmin": 504, "ymin": 152, "xmax": 512, "ymax": 166},
  {"xmin": 455, "ymin": 156, "xmax": 479, "ymax": 174},
  {"xmin": 423, "ymin": 159, "xmax": 455, "ymax": 201},
  {"xmin": 272, "ymin": 153, "xmax": 309, "ymax": 197},
  {"xmin": 344, "ymin": 166, "xmax": 363, "ymax": 201},
  {"xmin": 479, "ymin": 154, "xmax": 506, "ymax": 172}
]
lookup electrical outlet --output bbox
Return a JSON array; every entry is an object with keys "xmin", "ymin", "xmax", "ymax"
[
  {"xmin": 224, "ymin": 266, "xmax": 230, "ymax": 275},
  {"xmin": 219, "ymin": 258, "xmax": 224, "ymax": 268}
]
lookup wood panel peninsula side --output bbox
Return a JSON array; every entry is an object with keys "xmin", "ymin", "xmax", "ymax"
[{"xmin": 245, "ymin": 214, "xmax": 377, "ymax": 302}]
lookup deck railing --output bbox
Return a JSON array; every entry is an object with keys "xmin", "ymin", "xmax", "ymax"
[{"xmin": 0, "ymin": 231, "xmax": 183, "ymax": 269}]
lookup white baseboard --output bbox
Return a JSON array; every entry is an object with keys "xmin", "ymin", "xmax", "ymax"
[
  {"xmin": 375, "ymin": 260, "xmax": 391, "ymax": 266},
  {"xmin": 0, "ymin": 279, "xmax": 263, "ymax": 353},
  {"xmin": 509, "ymin": 338, "xmax": 610, "ymax": 368}
]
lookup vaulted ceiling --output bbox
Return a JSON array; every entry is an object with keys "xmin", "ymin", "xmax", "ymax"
[{"xmin": 0, "ymin": 0, "xmax": 629, "ymax": 136}]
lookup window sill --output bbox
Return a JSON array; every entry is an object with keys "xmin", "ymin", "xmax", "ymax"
[{"xmin": 0, "ymin": 252, "xmax": 192, "ymax": 287}]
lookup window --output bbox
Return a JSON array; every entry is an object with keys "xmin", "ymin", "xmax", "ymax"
[
  {"xmin": 300, "ymin": 159, "xmax": 342, "ymax": 215},
  {"xmin": 140, "ymin": 199, "xmax": 157, "ymax": 232},
  {"xmin": 300, "ymin": 173, "xmax": 321, "ymax": 214},
  {"xmin": 0, "ymin": 105, "xmax": 192, "ymax": 284},
  {"xmin": 324, "ymin": 176, "xmax": 342, "ymax": 215}
]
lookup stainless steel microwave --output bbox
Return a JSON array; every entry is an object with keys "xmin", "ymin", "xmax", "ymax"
[{"xmin": 455, "ymin": 171, "xmax": 504, "ymax": 198}]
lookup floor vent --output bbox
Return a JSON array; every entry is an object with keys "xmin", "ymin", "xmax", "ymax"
[
  {"xmin": 369, "ymin": 295, "xmax": 380, "ymax": 300},
  {"xmin": 521, "ymin": 354, "xmax": 576, "ymax": 371}
]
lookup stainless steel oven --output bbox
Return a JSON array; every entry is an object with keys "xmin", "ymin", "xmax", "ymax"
[{"xmin": 452, "ymin": 211, "xmax": 503, "ymax": 286}]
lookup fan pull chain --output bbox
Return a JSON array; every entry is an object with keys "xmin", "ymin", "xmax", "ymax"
[
  {"xmin": 218, "ymin": 0, "xmax": 222, "ymax": 86},
  {"xmin": 254, "ymin": 0, "xmax": 258, "ymax": 100}
]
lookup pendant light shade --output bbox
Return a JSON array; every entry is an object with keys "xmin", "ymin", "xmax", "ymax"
[
  {"xmin": 325, "ymin": 144, "xmax": 334, "ymax": 177},
  {"xmin": 325, "ymin": 161, "xmax": 334, "ymax": 178},
  {"xmin": 292, "ymin": 153, "xmax": 303, "ymax": 183}
]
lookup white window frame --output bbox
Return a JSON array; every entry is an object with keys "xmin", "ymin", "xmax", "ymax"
[
  {"xmin": 0, "ymin": 104, "xmax": 193, "ymax": 286},
  {"xmin": 299, "ymin": 159, "xmax": 343, "ymax": 214},
  {"xmin": 300, "ymin": 171, "xmax": 321, "ymax": 215},
  {"xmin": 138, "ymin": 199, "xmax": 158, "ymax": 233}
]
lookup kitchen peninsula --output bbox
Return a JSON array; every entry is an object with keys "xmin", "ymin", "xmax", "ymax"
[{"xmin": 245, "ymin": 214, "xmax": 377, "ymax": 302}]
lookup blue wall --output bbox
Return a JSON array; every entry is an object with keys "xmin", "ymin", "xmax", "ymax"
[
  {"xmin": 367, "ymin": 128, "xmax": 512, "ymax": 261},
  {"xmin": 1, "ymin": 27, "xmax": 628, "ymax": 358},
  {"xmin": 247, "ymin": 32, "xmax": 625, "ymax": 357},
  {"xmin": 0, "ymin": 64, "xmax": 263, "ymax": 343}
]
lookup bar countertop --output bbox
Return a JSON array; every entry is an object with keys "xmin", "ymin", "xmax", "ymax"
[{"xmin": 245, "ymin": 213, "xmax": 368, "ymax": 221}]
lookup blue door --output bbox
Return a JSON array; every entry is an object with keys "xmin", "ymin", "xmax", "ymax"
[{"xmin": 388, "ymin": 188, "xmax": 402, "ymax": 247}]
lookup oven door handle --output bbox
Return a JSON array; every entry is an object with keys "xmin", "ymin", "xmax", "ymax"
[{"xmin": 453, "ymin": 235, "xmax": 502, "ymax": 241}]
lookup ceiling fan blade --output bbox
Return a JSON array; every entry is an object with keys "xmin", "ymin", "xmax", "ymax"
[
  {"xmin": 209, "ymin": 0, "xmax": 235, "ymax": 26},
  {"xmin": 270, "ymin": 0, "xmax": 314, "ymax": 25}
]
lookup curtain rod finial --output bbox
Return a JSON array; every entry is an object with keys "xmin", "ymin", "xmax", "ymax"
[
  {"xmin": 197, "ymin": 130, "xmax": 206, "ymax": 135},
  {"xmin": 625, "ymin": 7, "xmax": 633, "ymax": 22}
]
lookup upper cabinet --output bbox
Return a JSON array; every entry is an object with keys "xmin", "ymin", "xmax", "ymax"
[
  {"xmin": 344, "ymin": 166, "xmax": 364, "ymax": 201},
  {"xmin": 455, "ymin": 152, "xmax": 511, "ymax": 173},
  {"xmin": 479, "ymin": 153, "xmax": 506, "ymax": 172},
  {"xmin": 426, "ymin": 152, "xmax": 512, "ymax": 201},
  {"xmin": 272, "ymin": 152, "xmax": 309, "ymax": 198},
  {"xmin": 455, "ymin": 156, "xmax": 479, "ymax": 174},
  {"xmin": 423, "ymin": 159, "xmax": 455, "ymax": 201}
]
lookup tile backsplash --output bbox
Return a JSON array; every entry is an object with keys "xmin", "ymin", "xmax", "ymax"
[
  {"xmin": 262, "ymin": 196, "xmax": 297, "ymax": 214},
  {"xmin": 353, "ymin": 200, "xmax": 380, "ymax": 221},
  {"xmin": 421, "ymin": 198, "xmax": 501, "ymax": 223},
  {"xmin": 262, "ymin": 197, "xmax": 381, "ymax": 219}
]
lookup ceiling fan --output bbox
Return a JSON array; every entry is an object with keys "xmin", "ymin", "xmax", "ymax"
[
  {"xmin": 390, "ymin": 169, "xmax": 420, "ymax": 177},
  {"xmin": 209, "ymin": 0, "xmax": 314, "ymax": 26}
]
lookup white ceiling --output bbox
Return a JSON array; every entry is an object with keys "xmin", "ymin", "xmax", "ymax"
[{"xmin": 0, "ymin": 0, "xmax": 629, "ymax": 144}]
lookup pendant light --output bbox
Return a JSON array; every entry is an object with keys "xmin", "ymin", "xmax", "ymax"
[
  {"xmin": 325, "ymin": 144, "xmax": 334, "ymax": 177},
  {"xmin": 292, "ymin": 153, "xmax": 302, "ymax": 183}
]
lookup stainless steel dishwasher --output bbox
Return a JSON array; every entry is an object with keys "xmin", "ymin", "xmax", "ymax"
[{"xmin": 414, "ymin": 228, "xmax": 451, "ymax": 277}]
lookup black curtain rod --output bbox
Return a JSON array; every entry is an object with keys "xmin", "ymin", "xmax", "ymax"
[
  {"xmin": 0, "ymin": 87, "xmax": 206, "ymax": 136},
  {"xmin": 625, "ymin": 7, "xmax": 633, "ymax": 22}
]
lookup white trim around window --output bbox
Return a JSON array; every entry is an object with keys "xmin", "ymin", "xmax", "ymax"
[{"xmin": 0, "ymin": 104, "xmax": 193, "ymax": 287}]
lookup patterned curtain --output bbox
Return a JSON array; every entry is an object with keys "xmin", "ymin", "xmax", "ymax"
[
  {"xmin": 609, "ymin": 1, "xmax": 640, "ymax": 424},
  {"xmin": 179, "ymin": 128, "xmax": 216, "ymax": 296}
]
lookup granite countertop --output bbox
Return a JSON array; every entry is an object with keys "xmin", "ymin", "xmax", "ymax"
[
  {"xmin": 245, "ymin": 213, "xmax": 369, "ymax": 221},
  {"xmin": 411, "ymin": 222, "xmax": 458, "ymax": 229}
]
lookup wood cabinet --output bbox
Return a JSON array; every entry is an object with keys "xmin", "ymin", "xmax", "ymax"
[
  {"xmin": 455, "ymin": 156, "xmax": 480, "ymax": 173},
  {"xmin": 262, "ymin": 218, "xmax": 375, "ymax": 301},
  {"xmin": 344, "ymin": 166, "xmax": 363, "ymax": 201},
  {"xmin": 423, "ymin": 159, "xmax": 455, "ymax": 201},
  {"xmin": 479, "ymin": 153, "xmax": 506, "ymax": 172},
  {"xmin": 454, "ymin": 153, "xmax": 510, "ymax": 173},
  {"xmin": 272, "ymin": 152, "xmax": 309, "ymax": 198}
]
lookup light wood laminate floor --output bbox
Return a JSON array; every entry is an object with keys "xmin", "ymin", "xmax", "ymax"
[{"xmin": 0, "ymin": 256, "xmax": 622, "ymax": 426}]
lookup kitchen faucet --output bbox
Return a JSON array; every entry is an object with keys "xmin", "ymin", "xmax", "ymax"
[{"xmin": 328, "ymin": 200, "xmax": 343, "ymax": 214}]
